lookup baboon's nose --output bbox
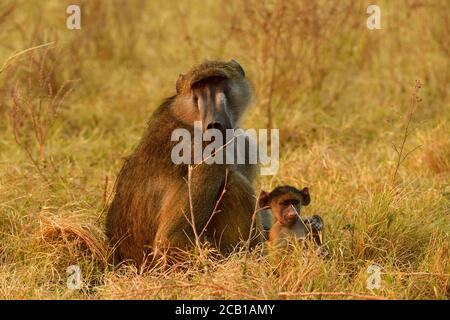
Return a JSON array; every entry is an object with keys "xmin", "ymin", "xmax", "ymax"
[
  {"xmin": 287, "ymin": 211, "xmax": 297, "ymax": 218},
  {"xmin": 206, "ymin": 122, "xmax": 224, "ymax": 131}
]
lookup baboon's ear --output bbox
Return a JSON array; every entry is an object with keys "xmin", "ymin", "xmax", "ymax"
[
  {"xmin": 230, "ymin": 59, "xmax": 245, "ymax": 77},
  {"xmin": 300, "ymin": 187, "xmax": 310, "ymax": 206},
  {"xmin": 176, "ymin": 73, "xmax": 186, "ymax": 94},
  {"xmin": 258, "ymin": 190, "xmax": 270, "ymax": 209}
]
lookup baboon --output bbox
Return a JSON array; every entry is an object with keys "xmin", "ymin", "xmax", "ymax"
[
  {"xmin": 258, "ymin": 186, "xmax": 324, "ymax": 248},
  {"xmin": 106, "ymin": 60, "xmax": 263, "ymax": 265}
]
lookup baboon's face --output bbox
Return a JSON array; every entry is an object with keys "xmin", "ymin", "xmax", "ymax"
[
  {"xmin": 260, "ymin": 187, "xmax": 311, "ymax": 227},
  {"xmin": 273, "ymin": 188, "xmax": 310, "ymax": 226},
  {"xmin": 271, "ymin": 194, "xmax": 303, "ymax": 226},
  {"xmin": 175, "ymin": 60, "xmax": 253, "ymax": 131},
  {"xmin": 187, "ymin": 78, "xmax": 252, "ymax": 133},
  {"xmin": 191, "ymin": 76, "xmax": 233, "ymax": 133}
]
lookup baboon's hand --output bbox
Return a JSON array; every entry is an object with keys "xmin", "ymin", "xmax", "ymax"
[{"xmin": 309, "ymin": 215, "xmax": 324, "ymax": 231}]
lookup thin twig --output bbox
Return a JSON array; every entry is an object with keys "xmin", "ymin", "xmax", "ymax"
[
  {"xmin": 8, "ymin": 47, "xmax": 73, "ymax": 186},
  {"xmin": 102, "ymin": 175, "xmax": 109, "ymax": 208},
  {"xmin": 245, "ymin": 196, "xmax": 261, "ymax": 251},
  {"xmin": 106, "ymin": 281, "xmax": 264, "ymax": 300},
  {"xmin": 0, "ymin": 41, "xmax": 55, "ymax": 74},
  {"xmin": 192, "ymin": 133, "xmax": 243, "ymax": 170},
  {"xmin": 387, "ymin": 272, "xmax": 450, "ymax": 277},
  {"xmin": 199, "ymin": 169, "xmax": 229, "ymax": 239},
  {"xmin": 265, "ymin": 3, "xmax": 285, "ymax": 131},
  {"xmin": 391, "ymin": 79, "xmax": 422, "ymax": 184},
  {"xmin": 187, "ymin": 165, "xmax": 203, "ymax": 254},
  {"xmin": 279, "ymin": 291, "xmax": 386, "ymax": 300},
  {"xmin": 96, "ymin": 174, "xmax": 118, "ymax": 222}
]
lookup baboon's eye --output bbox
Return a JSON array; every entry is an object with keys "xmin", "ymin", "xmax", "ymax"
[
  {"xmin": 281, "ymin": 200, "xmax": 291, "ymax": 206},
  {"xmin": 281, "ymin": 199, "xmax": 299, "ymax": 207}
]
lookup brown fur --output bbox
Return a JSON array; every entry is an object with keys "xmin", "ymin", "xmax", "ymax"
[{"xmin": 106, "ymin": 60, "xmax": 263, "ymax": 266}]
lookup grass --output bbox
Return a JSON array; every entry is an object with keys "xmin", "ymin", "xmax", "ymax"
[{"xmin": 0, "ymin": 0, "xmax": 448, "ymax": 299}]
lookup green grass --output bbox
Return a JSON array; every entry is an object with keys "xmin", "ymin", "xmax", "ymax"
[{"xmin": 0, "ymin": 0, "xmax": 448, "ymax": 299}]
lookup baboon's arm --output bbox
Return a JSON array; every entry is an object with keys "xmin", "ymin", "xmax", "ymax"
[
  {"xmin": 306, "ymin": 215, "xmax": 324, "ymax": 231},
  {"xmin": 154, "ymin": 163, "xmax": 227, "ymax": 249},
  {"xmin": 258, "ymin": 209, "xmax": 274, "ymax": 241}
]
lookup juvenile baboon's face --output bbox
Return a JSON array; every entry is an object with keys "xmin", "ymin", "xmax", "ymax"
[
  {"xmin": 272, "ymin": 194, "xmax": 303, "ymax": 226},
  {"xmin": 259, "ymin": 187, "xmax": 311, "ymax": 227}
]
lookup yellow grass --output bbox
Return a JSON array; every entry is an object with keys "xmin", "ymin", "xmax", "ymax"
[{"xmin": 0, "ymin": 0, "xmax": 448, "ymax": 299}]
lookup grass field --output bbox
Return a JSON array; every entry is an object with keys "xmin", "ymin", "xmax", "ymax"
[{"xmin": 0, "ymin": 0, "xmax": 448, "ymax": 299}]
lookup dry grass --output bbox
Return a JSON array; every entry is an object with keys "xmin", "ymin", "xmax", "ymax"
[
  {"xmin": 0, "ymin": 0, "xmax": 449, "ymax": 299},
  {"xmin": 36, "ymin": 217, "xmax": 108, "ymax": 264}
]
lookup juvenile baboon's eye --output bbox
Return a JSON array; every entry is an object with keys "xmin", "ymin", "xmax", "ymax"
[{"xmin": 281, "ymin": 199, "xmax": 299, "ymax": 207}]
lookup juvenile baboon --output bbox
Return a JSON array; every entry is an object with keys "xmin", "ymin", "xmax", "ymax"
[
  {"xmin": 106, "ymin": 60, "xmax": 263, "ymax": 265},
  {"xmin": 258, "ymin": 186, "xmax": 324, "ymax": 248}
]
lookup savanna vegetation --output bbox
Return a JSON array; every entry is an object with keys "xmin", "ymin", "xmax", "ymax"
[{"xmin": 0, "ymin": 0, "xmax": 448, "ymax": 299}]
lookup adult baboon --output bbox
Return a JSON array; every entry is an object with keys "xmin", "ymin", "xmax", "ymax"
[{"xmin": 106, "ymin": 60, "xmax": 263, "ymax": 265}]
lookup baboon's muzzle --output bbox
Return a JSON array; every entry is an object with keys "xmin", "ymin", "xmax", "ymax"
[{"xmin": 204, "ymin": 115, "xmax": 231, "ymax": 134}]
